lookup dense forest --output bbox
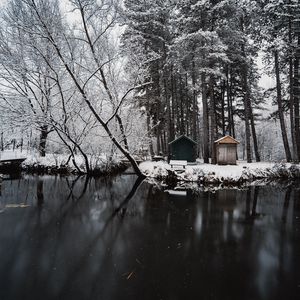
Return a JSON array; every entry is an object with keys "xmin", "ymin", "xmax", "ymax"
[{"xmin": 0, "ymin": 0, "xmax": 299, "ymax": 173}]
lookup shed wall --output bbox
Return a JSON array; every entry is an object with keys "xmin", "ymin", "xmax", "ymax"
[
  {"xmin": 217, "ymin": 144, "xmax": 237, "ymax": 165},
  {"xmin": 170, "ymin": 140, "xmax": 196, "ymax": 162}
]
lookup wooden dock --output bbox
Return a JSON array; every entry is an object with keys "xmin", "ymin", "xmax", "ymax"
[{"xmin": 0, "ymin": 158, "xmax": 26, "ymax": 172}]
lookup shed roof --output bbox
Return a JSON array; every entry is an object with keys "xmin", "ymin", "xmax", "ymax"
[
  {"xmin": 169, "ymin": 135, "xmax": 197, "ymax": 145},
  {"xmin": 214, "ymin": 135, "xmax": 239, "ymax": 144}
]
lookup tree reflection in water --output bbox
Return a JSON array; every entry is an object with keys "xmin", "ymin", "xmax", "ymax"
[{"xmin": 0, "ymin": 176, "xmax": 299, "ymax": 300}]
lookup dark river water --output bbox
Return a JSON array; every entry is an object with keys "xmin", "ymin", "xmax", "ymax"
[{"xmin": 0, "ymin": 175, "xmax": 300, "ymax": 300}]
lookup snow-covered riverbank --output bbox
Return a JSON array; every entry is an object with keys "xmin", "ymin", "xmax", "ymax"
[
  {"xmin": 23, "ymin": 154, "xmax": 126, "ymax": 175},
  {"xmin": 139, "ymin": 161, "xmax": 300, "ymax": 184},
  {"xmin": 0, "ymin": 150, "xmax": 126, "ymax": 175},
  {"xmin": 2, "ymin": 150, "xmax": 300, "ymax": 181}
]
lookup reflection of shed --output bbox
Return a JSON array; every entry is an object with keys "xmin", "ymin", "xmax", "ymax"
[
  {"xmin": 214, "ymin": 135, "xmax": 239, "ymax": 165},
  {"xmin": 169, "ymin": 135, "xmax": 197, "ymax": 162}
]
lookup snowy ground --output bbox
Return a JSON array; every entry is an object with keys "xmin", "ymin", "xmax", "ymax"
[{"xmin": 139, "ymin": 160, "xmax": 300, "ymax": 183}]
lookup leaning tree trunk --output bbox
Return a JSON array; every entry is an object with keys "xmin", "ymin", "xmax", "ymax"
[
  {"xmin": 115, "ymin": 114, "xmax": 129, "ymax": 151},
  {"xmin": 274, "ymin": 50, "xmax": 292, "ymax": 162},
  {"xmin": 102, "ymin": 122, "xmax": 143, "ymax": 176}
]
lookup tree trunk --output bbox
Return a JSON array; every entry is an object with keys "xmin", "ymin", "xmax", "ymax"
[
  {"xmin": 161, "ymin": 133, "xmax": 165, "ymax": 155},
  {"xmin": 294, "ymin": 34, "xmax": 300, "ymax": 162},
  {"xmin": 241, "ymin": 62, "xmax": 252, "ymax": 163},
  {"xmin": 103, "ymin": 123, "xmax": 143, "ymax": 176},
  {"xmin": 185, "ymin": 73, "xmax": 189, "ymax": 136},
  {"xmin": 249, "ymin": 105, "xmax": 261, "ymax": 162},
  {"xmin": 192, "ymin": 61, "xmax": 198, "ymax": 141},
  {"xmin": 146, "ymin": 112, "xmax": 154, "ymax": 157},
  {"xmin": 240, "ymin": 17, "xmax": 251, "ymax": 163},
  {"xmin": 229, "ymin": 77, "xmax": 236, "ymax": 138},
  {"xmin": 290, "ymin": 57, "xmax": 296, "ymax": 159},
  {"xmin": 179, "ymin": 76, "xmax": 185, "ymax": 135},
  {"xmin": 289, "ymin": 15, "xmax": 296, "ymax": 160},
  {"xmin": 209, "ymin": 76, "xmax": 217, "ymax": 164},
  {"xmin": 201, "ymin": 73, "xmax": 209, "ymax": 163},
  {"xmin": 38, "ymin": 125, "xmax": 48, "ymax": 157},
  {"xmin": 174, "ymin": 75, "xmax": 180, "ymax": 137},
  {"xmin": 156, "ymin": 128, "xmax": 161, "ymax": 155},
  {"xmin": 221, "ymin": 80, "xmax": 226, "ymax": 135},
  {"xmin": 1, "ymin": 132, "xmax": 3, "ymax": 151},
  {"xmin": 274, "ymin": 50, "xmax": 292, "ymax": 162},
  {"xmin": 226, "ymin": 68, "xmax": 236, "ymax": 137},
  {"xmin": 226, "ymin": 69, "xmax": 232, "ymax": 136},
  {"xmin": 170, "ymin": 71, "xmax": 177, "ymax": 142},
  {"xmin": 164, "ymin": 77, "xmax": 173, "ymax": 144},
  {"xmin": 115, "ymin": 114, "xmax": 129, "ymax": 151}
]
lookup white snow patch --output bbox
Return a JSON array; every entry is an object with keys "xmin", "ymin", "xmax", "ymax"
[{"xmin": 139, "ymin": 161, "xmax": 171, "ymax": 177}]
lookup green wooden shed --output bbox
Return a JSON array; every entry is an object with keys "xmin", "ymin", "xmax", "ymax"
[{"xmin": 168, "ymin": 135, "xmax": 197, "ymax": 162}]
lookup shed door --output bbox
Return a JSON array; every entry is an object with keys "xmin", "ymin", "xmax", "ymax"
[
  {"xmin": 226, "ymin": 145, "xmax": 236, "ymax": 164},
  {"xmin": 218, "ymin": 144, "xmax": 236, "ymax": 164},
  {"xmin": 218, "ymin": 145, "xmax": 227, "ymax": 164}
]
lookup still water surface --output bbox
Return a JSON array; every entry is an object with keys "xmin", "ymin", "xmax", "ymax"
[{"xmin": 0, "ymin": 175, "xmax": 300, "ymax": 300}]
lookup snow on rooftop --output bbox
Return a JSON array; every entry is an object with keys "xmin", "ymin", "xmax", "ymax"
[{"xmin": 214, "ymin": 135, "xmax": 239, "ymax": 144}]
